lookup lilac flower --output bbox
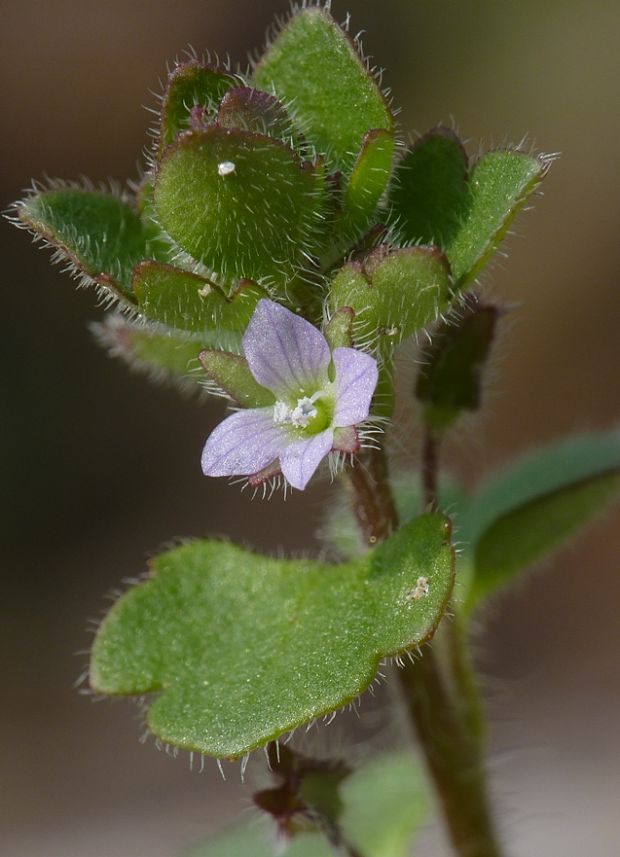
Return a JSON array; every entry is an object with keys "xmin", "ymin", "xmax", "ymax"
[{"xmin": 201, "ymin": 300, "xmax": 378, "ymax": 490}]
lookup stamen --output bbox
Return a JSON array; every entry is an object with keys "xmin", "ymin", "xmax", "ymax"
[
  {"xmin": 291, "ymin": 396, "xmax": 318, "ymax": 428},
  {"xmin": 273, "ymin": 401, "xmax": 293, "ymax": 425}
]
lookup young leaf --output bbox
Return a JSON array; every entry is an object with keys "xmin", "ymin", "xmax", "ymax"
[
  {"xmin": 253, "ymin": 8, "xmax": 393, "ymax": 174},
  {"xmin": 328, "ymin": 246, "xmax": 451, "ymax": 350},
  {"xmin": 199, "ymin": 350, "xmax": 275, "ymax": 407},
  {"xmin": 90, "ymin": 514, "xmax": 454, "ymax": 758},
  {"xmin": 132, "ymin": 261, "xmax": 267, "ymax": 335},
  {"xmin": 391, "ymin": 131, "xmax": 548, "ymax": 287},
  {"xmin": 324, "ymin": 307, "xmax": 354, "ymax": 350},
  {"xmin": 154, "ymin": 127, "xmax": 326, "ymax": 285},
  {"xmin": 448, "ymin": 150, "xmax": 547, "ymax": 285},
  {"xmin": 158, "ymin": 61, "xmax": 242, "ymax": 153},
  {"xmin": 93, "ymin": 314, "xmax": 222, "ymax": 388},
  {"xmin": 184, "ymin": 750, "xmax": 428, "ymax": 857},
  {"xmin": 216, "ymin": 87, "xmax": 298, "ymax": 143},
  {"xmin": 390, "ymin": 127, "xmax": 469, "ymax": 248},
  {"xmin": 416, "ymin": 297, "xmax": 499, "ymax": 431},
  {"xmin": 15, "ymin": 188, "xmax": 162, "ymax": 300},
  {"xmin": 341, "ymin": 129, "xmax": 395, "ymax": 237},
  {"xmin": 463, "ymin": 432, "xmax": 620, "ymax": 608}
]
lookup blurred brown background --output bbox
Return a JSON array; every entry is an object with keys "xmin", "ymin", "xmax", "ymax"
[{"xmin": 2, "ymin": 1, "xmax": 619, "ymax": 855}]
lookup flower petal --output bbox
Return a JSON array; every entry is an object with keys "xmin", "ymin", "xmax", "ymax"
[
  {"xmin": 280, "ymin": 429, "xmax": 334, "ymax": 490},
  {"xmin": 332, "ymin": 347, "xmax": 378, "ymax": 427},
  {"xmin": 201, "ymin": 407, "xmax": 287, "ymax": 477},
  {"xmin": 243, "ymin": 300, "xmax": 331, "ymax": 398}
]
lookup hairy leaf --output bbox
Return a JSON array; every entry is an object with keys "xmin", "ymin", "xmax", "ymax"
[
  {"xmin": 216, "ymin": 87, "xmax": 298, "ymax": 142},
  {"xmin": 90, "ymin": 514, "xmax": 454, "ymax": 757},
  {"xmin": 463, "ymin": 433, "xmax": 620, "ymax": 607},
  {"xmin": 448, "ymin": 150, "xmax": 546, "ymax": 285},
  {"xmin": 253, "ymin": 8, "xmax": 392, "ymax": 174},
  {"xmin": 132, "ymin": 261, "xmax": 266, "ymax": 335},
  {"xmin": 93, "ymin": 314, "xmax": 220, "ymax": 387},
  {"xmin": 391, "ymin": 127, "xmax": 469, "ymax": 249},
  {"xmin": 158, "ymin": 61, "xmax": 241, "ymax": 152},
  {"xmin": 199, "ymin": 350, "xmax": 274, "ymax": 407},
  {"xmin": 391, "ymin": 132, "xmax": 548, "ymax": 287},
  {"xmin": 16, "ymin": 188, "xmax": 163, "ymax": 299},
  {"xmin": 416, "ymin": 297, "xmax": 499, "ymax": 431},
  {"xmin": 154, "ymin": 127, "xmax": 326, "ymax": 285},
  {"xmin": 341, "ymin": 129, "xmax": 395, "ymax": 237},
  {"xmin": 329, "ymin": 246, "xmax": 451, "ymax": 350}
]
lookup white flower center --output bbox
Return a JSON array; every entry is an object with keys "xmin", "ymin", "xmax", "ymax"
[
  {"xmin": 217, "ymin": 161, "xmax": 236, "ymax": 176},
  {"xmin": 273, "ymin": 393, "xmax": 321, "ymax": 428}
]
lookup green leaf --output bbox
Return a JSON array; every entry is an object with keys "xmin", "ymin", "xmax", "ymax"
[
  {"xmin": 158, "ymin": 61, "xmax": 241, "ymax": 153},
  {"xmin": 448, "ymin": 150, "xmax": 546, "ymax": 285},
  {"xmin": 391, "ymin": 133, "xmax": 548, "ymax": 287},
  {"xmin": 324, "ymin": 307, "xmax": 354, "ymax": 350},
  {"xmin": 186, "ymin": 821, "xmax": 325, "ymax": 857},
  {"xmin": 416, "ymin": 297, "xmax": 499, "ymax": 431},
  {"xmin": 184, "ymin": 750, "xmax": 428, "ymax": 857},
  {"xmin": 390, "ymin": 127, "xmax": 469, "ymax": 249},
  {"xmin": 253, "ymin": 8, "xmax": 392, "ymax": 174},
  {"xmin": 16, "ymin": 187, "xmax": 161, "ymax": 299},
  {"xmin": 199, "ymin": 350, "xmax": 274, "ymax": 407},
  {"xmin": 328, "ymin": 247, "xmax": 451, "ymax": 350},
  {"xmin": 463, "ymin": 432, "xmax": 620, "ymax": 607},
  {"xmin": 339, "ymin": 751, "xmax": 429, "ymax": 857},
  {"xmin": 154, "ymin": 127, "xmax": 326, "ymax": 285},
  {"xmin": 216, "ymin": 86, "xmax": 299, "ymax": 143},
  {"xmin": 132, "ymin": 261, "xmax": 267, "ymax": 335},
  {"xmin": 93, "ymin": 314, "xmax": 219, "ymax": 387},
  {"xmin": 90, "ymin": 514, "xmax": 454, "ymax": 757},
  {"xmin": 341, "ymin": 129, "xmax": 395, "ymax": 236}
]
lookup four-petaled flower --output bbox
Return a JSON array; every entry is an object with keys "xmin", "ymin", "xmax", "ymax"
[{"xmin": 201, "ymin": 300, "xmax": 378, "ymax": 490}]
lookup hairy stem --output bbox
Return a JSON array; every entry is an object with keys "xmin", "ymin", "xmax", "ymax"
[
  {"xmin": 346, "ymin": 442, "xmax": 502, "ymax": 857},
  {"xmin": 397, "ymin": 646, "xmax": 501, "ymax": 857},
  {"xmin": 421, "ymin": 428, "xmax": 440, "ymax": 511},
  {"xmin": 347, "ymin": 446, "xmax": 399, "ymax": 542}
]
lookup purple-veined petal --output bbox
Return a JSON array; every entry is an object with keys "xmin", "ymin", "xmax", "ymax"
[
  {"xmin": 332, "ymin": 347, "xmax": 378, "ymax": 427},
  {"xmin": 201, "ymin": 407, "xmax": 287, "ymax": 477},
  {"xmin": 243, "ymin": 300, "xmax": 331, "ymax": 399},
  {"xmin": 280, "ymin": 429, "xmax": 334, "ymax": 490}
]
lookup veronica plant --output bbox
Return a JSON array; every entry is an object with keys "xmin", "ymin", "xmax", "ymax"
[{"xmin": 10, "ymin": 3, "xmax": 620, "ymax": 856}]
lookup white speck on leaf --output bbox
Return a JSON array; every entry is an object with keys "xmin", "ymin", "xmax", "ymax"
[
  {"xmin": 406, "ymin": 576, "xmax": 430, "ymax": 601},
  {"xmin": 218, "ymin": 161, "xmax": 236, "ymax": 176}
]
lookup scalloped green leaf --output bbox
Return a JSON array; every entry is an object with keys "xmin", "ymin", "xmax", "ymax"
[
  {"xmin": 184, "ymin": 750, "xmax": 428, "ymax": 857},
  {"xmin": 16, "ymin": 188, "xmax": 163, "ymax": 300},
  {"xmin": 90, "ymin": 514, "xmax": 454, "ymax": 758},
  {"xmin": 199, "ymin": 350, "xmax": 274, "ymax": 407},
  {"xmin": 132, "ymin": 261, "xmax": 267, "ymax": 335},
  {"xmin": 328, "ymin": 247, "xmax": 451, "ymax": 349},
  {"xmin": 253, "ymin": 8, "xmax": 392, "ymax": 174},
  {"xmin": 391, "ymin": 135, "xmax": 547, "ymax": 287},
  {"xmin": 154, "ymin": 127, "xmax": 326, "ymax": 285},
  {"xmin": 463, "ymin": 433, "xmax": 620, "ymax": 608},
  {"xmin": 93, "ymin": 314, "xmax": 221, "ymax": 387},
  {"xmin": 416, "ymin": 298, "xmax": 499, "ymax": 431},
  {"xmin": 158, "ymin": 61, "xmax": 242, "ymax": 153}
]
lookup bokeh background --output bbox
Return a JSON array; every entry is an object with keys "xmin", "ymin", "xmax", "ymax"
[{"xmin": 2, "ymin": 1, "xmax": 619, "ymax": 855}]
